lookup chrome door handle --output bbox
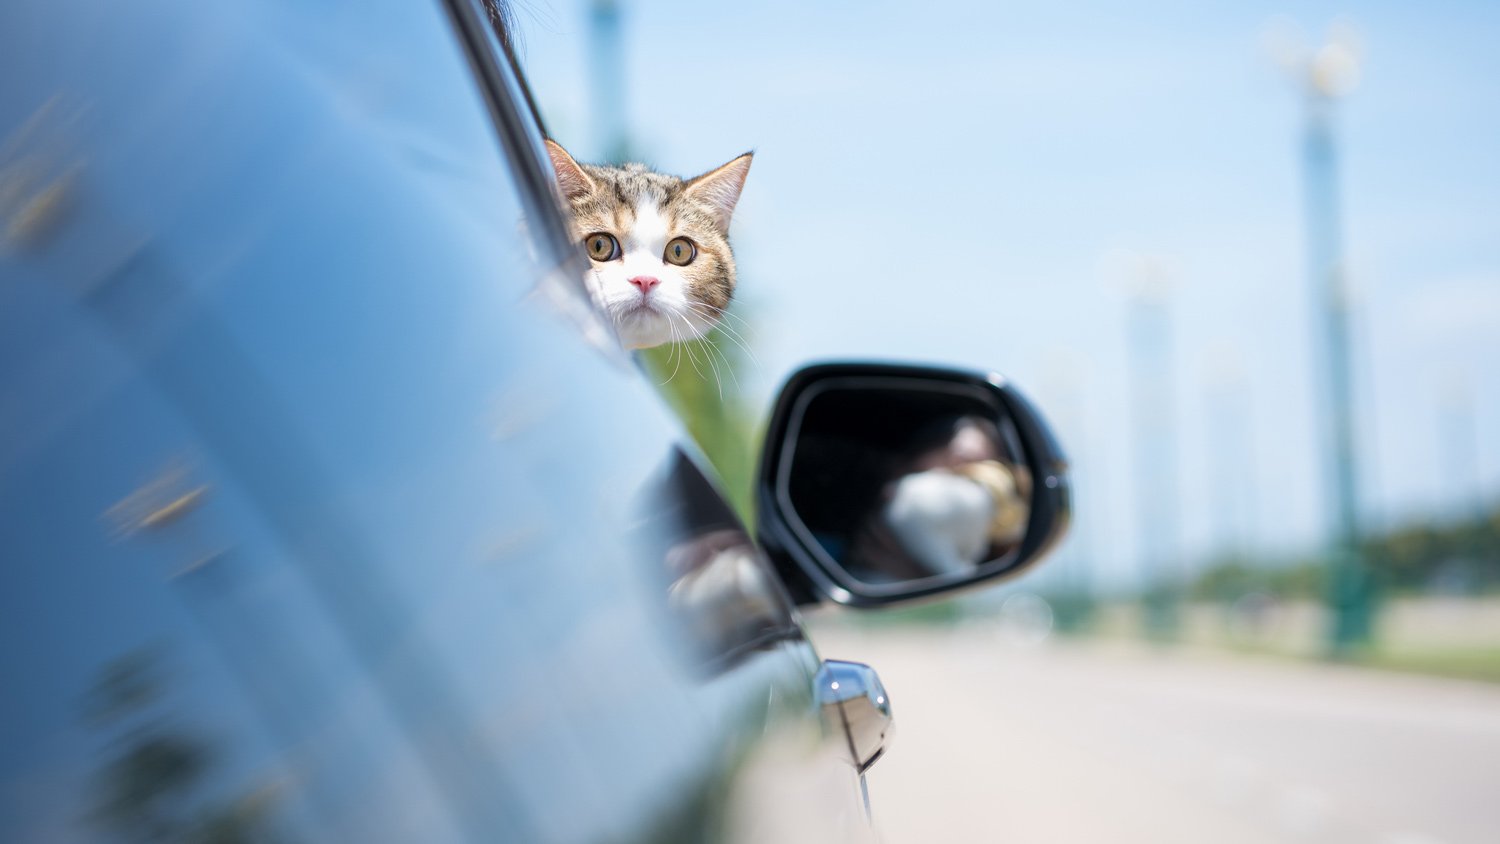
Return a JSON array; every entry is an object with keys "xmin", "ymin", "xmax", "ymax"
[{"xmin": 814, "ymin": 659, "xmax": 894, "ymax": 773}]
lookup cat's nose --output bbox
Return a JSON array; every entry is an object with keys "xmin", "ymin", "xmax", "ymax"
[{"xmin": 629, "ymin": 276, "xmax": 660, "ymax": 294}]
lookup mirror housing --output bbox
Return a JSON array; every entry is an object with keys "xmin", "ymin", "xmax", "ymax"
[{"xmin": 756, "ymin": 362, "xmax": 1070, "ymax": 608}]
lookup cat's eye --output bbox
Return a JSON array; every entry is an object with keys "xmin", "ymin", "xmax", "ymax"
[
  {"xmin": 584, "ymin": 233, "xmax": 621, "ymax": 261},
  {"xmin": 663, "ymin": 237, "xmax": 696, "ymax": 267}
]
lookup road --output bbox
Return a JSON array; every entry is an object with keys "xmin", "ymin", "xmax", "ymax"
[{"xmin": 810, "ymin": 622, "xmax": 1500, "ymax": 844}]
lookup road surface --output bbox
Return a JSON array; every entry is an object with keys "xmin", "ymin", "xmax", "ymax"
[{"xmin": 810, "ymin": 622, "xmax": 1500, "ymax": 844}]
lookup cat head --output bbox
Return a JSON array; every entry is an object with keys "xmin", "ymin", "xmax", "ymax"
[{"xmin": 545, "ymin": 140, "xmax": 751, "ymax": 350}]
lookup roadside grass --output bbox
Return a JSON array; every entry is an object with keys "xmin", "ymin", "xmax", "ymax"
[
  {"xmin": 828, "ymin": 595, "xmax": 1500, "ymax": 685},
  {"xmin": 1074, "ymin": 600, "xmax": 1500, "ymax": 685},
  {"xmin": 1356, "ymin": 645, "xmax": 1500, "ymax": 684}
]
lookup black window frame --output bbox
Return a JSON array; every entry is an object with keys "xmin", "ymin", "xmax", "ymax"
[{"xmin": 439, "ymin": 0, "xmax": 577, "ymax": 280}]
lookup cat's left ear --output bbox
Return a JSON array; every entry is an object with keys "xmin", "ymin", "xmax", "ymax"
[{"xmin": 683, "ymin": 152, "xmax": 753, "ymax": 233}]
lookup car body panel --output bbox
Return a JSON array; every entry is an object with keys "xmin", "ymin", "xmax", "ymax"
[{"xmin": 0, "ymin": 1, "xmax": 861, "ymax": 840}]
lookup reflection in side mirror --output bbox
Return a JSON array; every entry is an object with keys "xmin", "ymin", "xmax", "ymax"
[{"xmin": 757, "ymin": 363, "xmax": 1070, "ymax": 608}]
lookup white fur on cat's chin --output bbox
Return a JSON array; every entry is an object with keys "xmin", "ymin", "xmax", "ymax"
[{"xmin": 587, "ymin": 199, "xmax": 719, "ymax": 349}]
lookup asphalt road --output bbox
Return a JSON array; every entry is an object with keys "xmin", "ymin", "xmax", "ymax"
[{"xmin": 810, "ymin": 623, "xmax": 1500, "ymax": 844}]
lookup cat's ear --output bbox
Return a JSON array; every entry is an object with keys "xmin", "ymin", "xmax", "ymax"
[
  {"xmin": 683, "ymin": 152, "xmax": 753, "ymax": 233},
  {"xmin": 545, "ymin": 139, "xmax": 595, "ymax": 201}
]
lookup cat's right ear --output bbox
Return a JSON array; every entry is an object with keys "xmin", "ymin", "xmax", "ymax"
[
  {"xmin": 683, "ymin": 152, "xmax": 753, "ymax": 234},
  {"xmin": 545, "ymin": 139, "xmax": 595, "ymax": 201}
]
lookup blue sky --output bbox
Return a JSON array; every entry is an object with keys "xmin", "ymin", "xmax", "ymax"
[{"xmin": 513, "ymin": 0, "xmax": 1500, "ymax": 587}]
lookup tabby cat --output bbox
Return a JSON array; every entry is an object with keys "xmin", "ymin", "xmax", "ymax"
[{"xmin": 545, "ymin": 140, "xmax": 751, "ymax": 350}]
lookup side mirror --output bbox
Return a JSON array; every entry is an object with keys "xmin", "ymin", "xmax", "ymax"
[{"xmin": 757, "ymin": 362, "xmax": 1070, "ymax": 608}]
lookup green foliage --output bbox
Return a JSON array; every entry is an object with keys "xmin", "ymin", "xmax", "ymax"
[
  {"xmin": 639, "ymin": 326, "xmax": 759, "ymax": 522},
  {"xmin": 1047, "ymin": 590, "xmax": 1097, "ymax": 634},
  {"xmin": 1358, "ymin": 645, "xmax": 1500, "ymax": 685},
  {"xmin": 1188, "ymin": 556, "xmax": 1327, "ymax": 602},
  {"xmin": 1190, "ymin": 503, "xmax": 1500, "ymax": 602},
  {"xmin": 1362, "ymin": 506, "xmax": 1500, "ymax": 593}
]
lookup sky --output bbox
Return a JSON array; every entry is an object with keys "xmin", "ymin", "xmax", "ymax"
[{"xmin": 511, "ymin": 0, "xmax": 1500, "ymax": 588}]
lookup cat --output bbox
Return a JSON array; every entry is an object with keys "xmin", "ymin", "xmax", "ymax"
[{"xmin": 544, "ymin": 140, "xmax": 751, "ymax": 350}]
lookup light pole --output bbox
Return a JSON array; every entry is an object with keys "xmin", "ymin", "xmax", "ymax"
[
  {"xmin": 587, "ymin": 0, "xmax": 632, "ymax": 162},
  {"xmin": 1277, "ymin": 22, "xmax": 1374, "ymax": 655},
  {"xmin": 1125, "ymin": 257, "xmax": 1181, "ymax": 639}
]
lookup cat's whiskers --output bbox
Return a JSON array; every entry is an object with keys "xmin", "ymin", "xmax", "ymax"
[
  {"xmin": 699, "ymin": 337, "xmax": 728, "ymax": 401},
  {"xmin": 684, "ymin": 299, "xmax": 751, "ymax": 338},
  {"xmin": 688, "ymin": 307, "xmax": 756, "ymax": 355},
  {"xmin": 657, "ymin": 313, "xmax": 686, "ymax": 387},
  {"xmin": 705, "ymin": 302, "xmax": 752, "ymax": 330},
  {"xmin": 697, "ymin": 302, "xmax": 755, "ymax": 338},
  {"xmin": 697, "ymin": 327, "xmax": 740, "ymax": 390},
  {"xmin": 707, "ymin": 339, "xmax": 738, "ymax": 396},
  {"xmin": 684, "ymin": 303, "xmax": 761, "ymax": 372},
  {"xmin": 677, "ymin": 312, "xmax": 729, "ymax": 401},
  {"xmin": 666, "ymin": 310, "xmax": 713, "ymax": 388},
  {"xmin": 681, "ymin": 310, "xmax": 738, "ymax": 399}
]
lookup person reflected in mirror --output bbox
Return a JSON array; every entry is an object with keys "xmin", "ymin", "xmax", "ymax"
[{"xmin": 851, "ymin": 415, "xmax": 1032, "ymax": 581}]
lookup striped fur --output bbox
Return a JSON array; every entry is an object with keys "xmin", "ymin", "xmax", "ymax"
[{"xmin": 546, "ymin": 140, "xmax": 751, "ymax": 349}]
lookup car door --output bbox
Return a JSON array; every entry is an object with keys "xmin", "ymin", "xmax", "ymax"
[{"xmin": 0, "ymin": 1, "xmax": 862, "ymax": 841}]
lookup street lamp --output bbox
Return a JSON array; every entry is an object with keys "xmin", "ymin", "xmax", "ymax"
[
  {"xmin": 587, "ymin": 0, "xmax": 632, "ymax": 162},
  {"xmin": 1272, "ymin": 20, "xmax": 1374, "ymax": 655}
]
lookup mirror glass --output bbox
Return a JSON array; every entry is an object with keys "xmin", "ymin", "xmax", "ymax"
[{"xmin": 780, "ymin": 378, "xmax": 1033, "ymax": 590}]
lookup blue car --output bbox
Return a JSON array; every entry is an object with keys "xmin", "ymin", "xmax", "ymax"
[{"xmin": 0, "ymin": 1, "xmax": 1069, "ymax": 841}]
